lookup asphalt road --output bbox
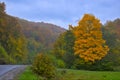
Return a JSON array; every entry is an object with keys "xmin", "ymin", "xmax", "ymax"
[{"xmin": 0, "ymin": 65, "xmax": 22, "ymax": 76}]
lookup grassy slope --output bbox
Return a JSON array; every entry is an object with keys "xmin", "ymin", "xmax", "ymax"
[{"xmin": 18, "ymin": 68, "xmax": 120, "ymax": 80}]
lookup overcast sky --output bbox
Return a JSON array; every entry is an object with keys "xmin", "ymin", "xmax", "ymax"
[{"xmin": 1, "ymin": 0, "xmax": 120, "ymax": 29}]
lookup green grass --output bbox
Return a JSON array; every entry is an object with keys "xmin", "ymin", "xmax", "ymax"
[
  {"xmin": 18, "ymin": 67, "xmax": 120, "ymax": 80},
  {"xmin": 61, "ymin": 69, "xmax": 120, "ymax": 80},
  {"xmin": 18, "ymin": 67, "xmax": 38, "ymax": 80}
]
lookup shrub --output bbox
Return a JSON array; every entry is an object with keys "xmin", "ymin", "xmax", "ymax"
[
  {"xmin": 90, "ymin": 61, "xmax": 114, "ymax": 71},
  {"xmin": 31, "ymin": 53, "xmax": 56, "ymax": 80},
  {"xmin": 56, "ymin": 59, "xmax": 66, "ymax": 68},
  {"xmin": 46, "ymin": 54, "xmax": 66, "ymax": 68}
]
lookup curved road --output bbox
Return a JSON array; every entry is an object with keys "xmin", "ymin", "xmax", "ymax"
[
  {"xmin": 0, "ymin": 65, "xmax": 21, "ymax": 76},
  {"xmin": 0, "ymin": 65, "xmax": 27, "ymax": 80}
]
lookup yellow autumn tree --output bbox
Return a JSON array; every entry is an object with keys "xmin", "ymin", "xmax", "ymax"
[{"xmin": 73, "ymin": 14, "xmax": 109, "ymax": 62}]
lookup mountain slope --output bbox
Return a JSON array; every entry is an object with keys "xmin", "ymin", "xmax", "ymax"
[{"xmin": 17, "ymin": 18, "xmax": 66, "ymax": 49}]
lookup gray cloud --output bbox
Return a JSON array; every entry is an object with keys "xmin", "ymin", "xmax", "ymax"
[{"xmin": 1, "ymin": 0, "xmax": 120, "ymax": 29}]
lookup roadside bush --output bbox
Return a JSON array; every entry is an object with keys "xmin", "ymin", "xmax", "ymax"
[
  {"xmin": 72, "ymin": 58, "xmax": 114, "ymax": 71},
  {"xmin": 46, "ymin": 54, "xmax": 66, "ymax": 68},
  {"xmin": 56, "ymin": 59, "xmax": 66, "ymax": 68},
  {"xmin": 90, "ymin": 61, "xmax": 114, "ymax": 71},
  {"xmin": 72, "ymin": 58, "xmax": 91, "ymax": 70},
  {"xmin": 31, "ymin": 53, "xmax": 56, "ymax": 80}
]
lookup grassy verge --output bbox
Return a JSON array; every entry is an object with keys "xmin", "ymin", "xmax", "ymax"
[
  {"xmin": 61, "ymin": 69, "xmax": 120, "ymax": 80},
  {"xmin": 18, "ymin": 67, "xmax": 38, "ymax": 80},
  {"xmin": 18, "ymin": 67, "xmax": 120, "ymax": 80}
]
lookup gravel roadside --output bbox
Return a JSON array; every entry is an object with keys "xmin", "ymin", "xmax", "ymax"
[{"xmin": 0, "ymin": 65, "xmax": 27, "ymax": 80}]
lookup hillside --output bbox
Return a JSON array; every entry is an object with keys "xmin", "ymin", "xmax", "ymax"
[
  {"xmin": 104, "ymin": 18, "xmax": 120, "ymax": 39},
  {"xmin": 0, "ymin": 2, "xmax": 66, "ymax": 64},
  {"xmin": 17, "ymin": 18, "xmax": 66, "ymax": 49}
]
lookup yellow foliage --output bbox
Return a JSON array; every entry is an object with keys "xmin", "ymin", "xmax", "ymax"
[{"xmin": 73, "ymin": 14, "xmax": 109, "ymax": 62}]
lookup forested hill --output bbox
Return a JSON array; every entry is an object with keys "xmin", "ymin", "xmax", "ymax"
[
  {"xmin": 0, "ymin": 2, "xmax": 66, "ymax": 64},
  {"xmin": 17, "ymin": 18, "xmax": 66, "ymax": 49},
  {"xmin": 103, "ymin": 19, "xmax": 120, "ymax": 39},
  {"xmin": 16, "ymin": 18, "xmax": 66, "ymax": 63}
]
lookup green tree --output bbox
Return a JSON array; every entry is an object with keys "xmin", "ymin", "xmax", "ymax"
[
  {"xmin": 101, "ymin": 20, "xmax": 120, "ymax": 68},
  {"xmin": 0, "ymin": 2, "xmax": 27, "ymax": 64},
  {"xmin": 0, "ymin": 44, "xmax": 15, "ymax": 64},
  {"xmin": 0, "ymin": 2, "xmax": 5, "ymax": 16},
  {"xmin": 0, "ymin": 44, "xmax": 9, "ymax": 64},
  {"xmin": 53, "ymin": 30, "xmax": 75, "ymax": 68},
  {"xmin": 26, "ymin": 38, "xmax": 44, "ymax": 64}
]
